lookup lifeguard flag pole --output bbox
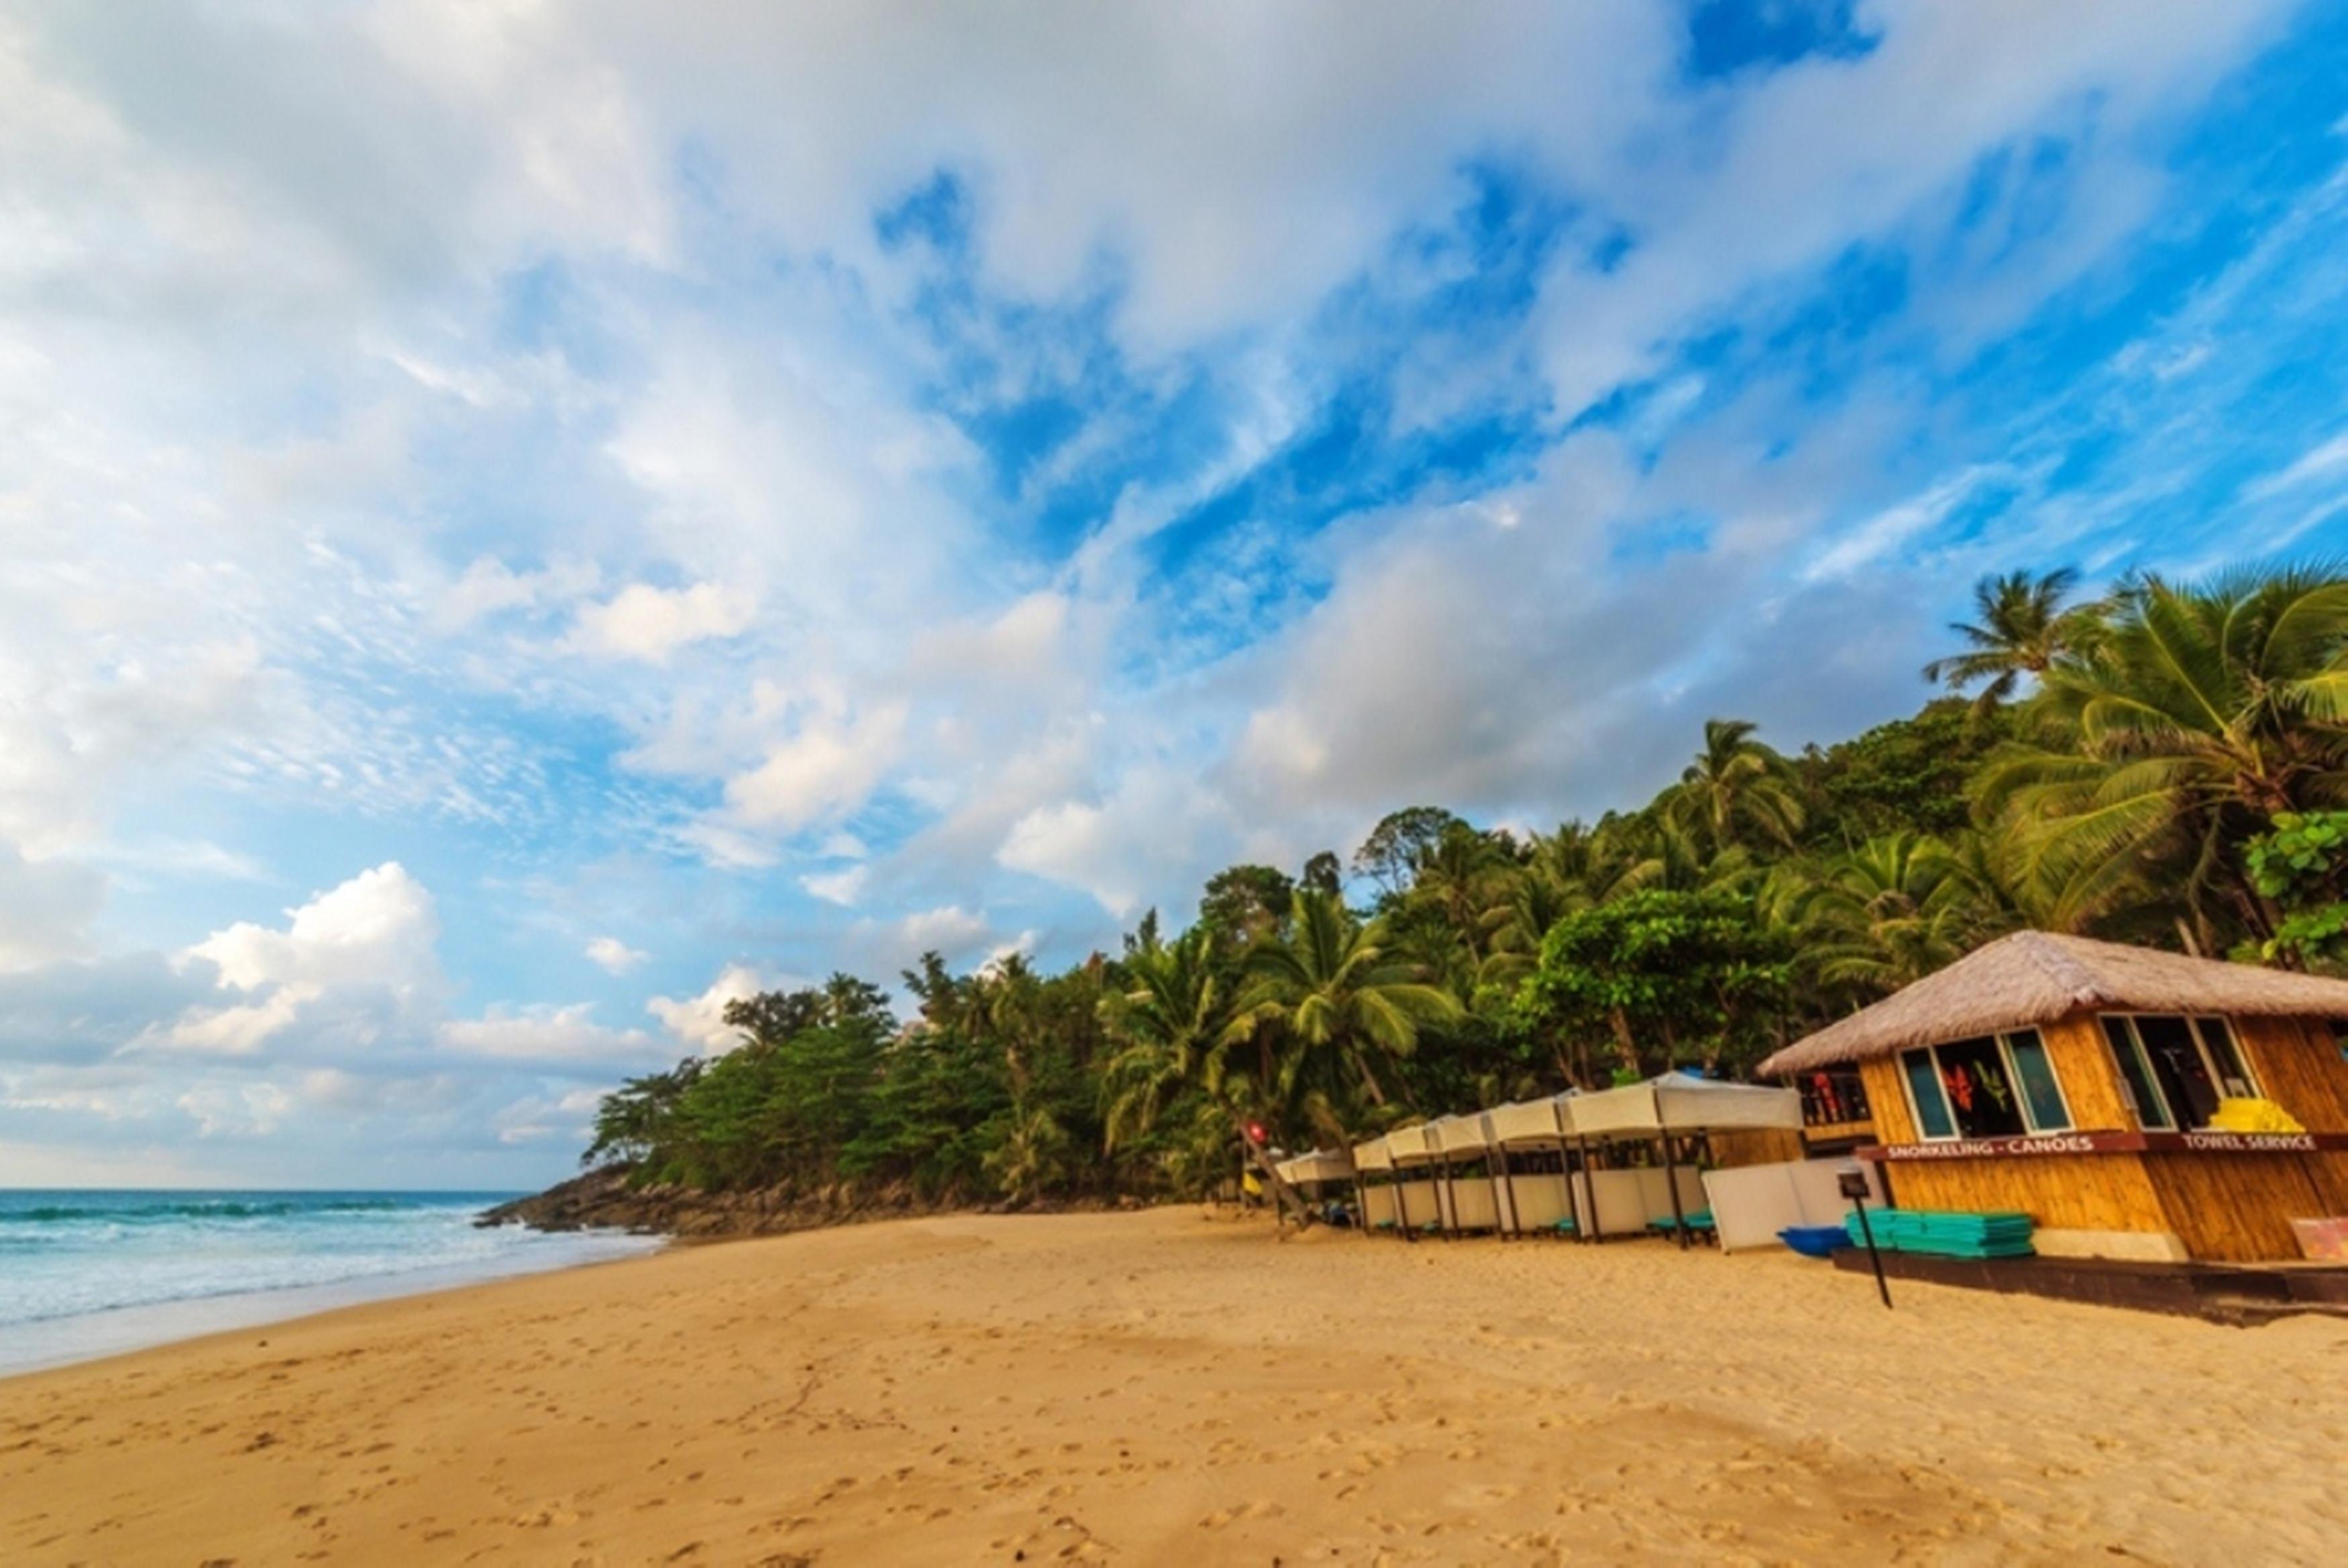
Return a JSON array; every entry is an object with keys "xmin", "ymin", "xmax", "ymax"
[{"xmin": 1839, "ymin": 1161, "xmax": 1892, "ymax": 1310}]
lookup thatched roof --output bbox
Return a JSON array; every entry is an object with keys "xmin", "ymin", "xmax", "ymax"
[{"xmin": 1759, "ymin": 930, "xmax": 2348, "ymax": 1076}]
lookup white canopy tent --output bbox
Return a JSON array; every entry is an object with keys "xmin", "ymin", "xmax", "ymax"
[
  {"xmin": 1349, "ymin": 1137, "xmax": 1401, "ymax": 1233},
  {"xmin": 1566, "ymin": 1072, "xmax": 1802, "ymax": 1245},
  {"xmin": 1383, "ymin": 1125, "xmax": 1444, "ymax": 1235},
  {"xmin": 1275, "ymin": 1149, "xmax": 1355, "ymax": 1188},
  {"xmin": 1482, "ymin": 1095, "xmax": 1584, "ymax": 1237},
  {"xmin": 1426, "ymin": 1113, "xmax": 1509, "ymax": 1234},
  {"xmin": 1568, "ymin": 1072, "xmax": 1804, "ymax": 1139}
]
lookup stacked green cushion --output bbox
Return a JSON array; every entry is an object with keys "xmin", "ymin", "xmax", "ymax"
[{"xmin": 1845, "ymin": 1208, "xmax": 2034, "ymax": 1259}]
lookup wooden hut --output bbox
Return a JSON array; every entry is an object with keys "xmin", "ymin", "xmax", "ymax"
[{"xmin": 1757, "ymin": 931, "xmax": 2348, "ymax": 1262}]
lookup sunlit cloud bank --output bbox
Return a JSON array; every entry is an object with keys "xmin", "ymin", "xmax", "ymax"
[{"xmin": 5, "ymin": 1, "xmax": 2348, "ymax": 1183}]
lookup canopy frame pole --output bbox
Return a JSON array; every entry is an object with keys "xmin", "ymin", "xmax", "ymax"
[
  {"xmin": 1552, "ymin": 1133, "xmax": 1572, "ymax": 1241},
  {"xmin": 1351, "ymin": 1170, "xmax": 1371, "ymax": 1241},
  {"xmin": 1435, "ymin": 1151, "xmax": 1456, "ymax": 1242},
  {"xmin": 1661, "ymin": 1126, "xmax": 1689, "ymax": 1250},
  {"xmin": 1575, "ymin": 1133, "xmax": 1601, "ymax": 1245},
  {"xmin": 1498, "ymin": 1143, "xmax": 1519, "ymax": 1241}
]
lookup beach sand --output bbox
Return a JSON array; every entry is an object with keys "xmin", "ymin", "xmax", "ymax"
[{"xmin": 3, "ymin": 1209, "xmax": 2345, "ymax": 1566}]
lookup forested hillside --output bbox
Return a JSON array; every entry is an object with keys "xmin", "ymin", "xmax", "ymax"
[{"xmin": 576, "ymin": 565, "xmax": 2348, "ymax": 1209}]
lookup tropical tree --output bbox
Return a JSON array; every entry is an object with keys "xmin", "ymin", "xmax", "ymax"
[
  {"xmin": 1778, "ymin": 832, "xmax": 2003, "ymax": 999},
  {"xmin": 1977, "ymin": 565, "xmax": 2348, "ymax": 947},
  {"xmin": 1229, "ymin": 889, "xmax": 1461, "ymax": 1137},
  {"xmin": 1512, "ymin": 887, "xmax": 1792, "ymax": 1080},
  {"xmin": 1923, "ymin": 566, "xmax": 2087, "ymax": 709},
  {"xmin": 1666, "ymin": 719, "xmax": 1805, "ymax": 853},
  {"xmin": 1098, "ymin": 926, "xmax": 1234, "ymax": 1152},
  {"xmin": 1352, "ymin": 805, "xmax": 1469, "ymax": 897}
]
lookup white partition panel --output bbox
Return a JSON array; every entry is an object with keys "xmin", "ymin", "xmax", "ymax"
[
  {"xmin": 1448, "ymin": 1177, "xmax": 1501, "ymax": 1231},
  {"xmin": 1699, "ymin": 1160, "xmax": 1887, "ymax": 1253},
  {"xmin": 1585, "ymin": 1169, "xmax": 1652, "ymax": 1237},
  {"xmin": 1395, "ymin": 1179, "xmax": 1442, "ymax": 1230},
  {"xmin": 1508, "ymin": 1171, "xmax": 1573, "ymax": 1232}
]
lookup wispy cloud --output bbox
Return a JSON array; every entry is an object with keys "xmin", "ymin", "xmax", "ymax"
[{"xmin": 1, "ymin": 1, "xmax": 2343, "ymax": 1183}]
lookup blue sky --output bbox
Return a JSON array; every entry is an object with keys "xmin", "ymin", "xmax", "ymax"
[{"xmin": 7, "ymin": 1, "xmax": 2348, "ymax": 1187}]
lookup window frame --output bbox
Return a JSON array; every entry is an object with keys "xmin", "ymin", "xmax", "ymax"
[
  {"xmin": 1896, "ymin": 1028, "xmax": 2077, "ymax": 1142},
  {"xmin": 2097, "ymin": 1013, "xmax": 2261, "ymax": 1131}
]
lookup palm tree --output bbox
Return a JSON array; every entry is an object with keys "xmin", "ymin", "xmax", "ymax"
[
  {"xmin": 1977, "ymin": 565, "xmax": 2348, "ymax": 947},
  {"xmin": 1666, "ymin": 719, "xmax": 1805, "ymax": 852},
  {"xmin": 1924, "ymin": 567, "xmax": 2086, "ymax": 708},
  {"xmin": 1409, "ymin": 824, "xmax": 1515, "ymax": 963},
  {"xmin": 1230, "ymin": 889, "xmax": 1460, "ymax": 1138},
  {"xmin": 1782, "ymin": 832, "xmax": 2001, "ymax": 997},
  {"xmin": 1097, "ymin": 926, "xmax": 1232, "ymax": 1152}
]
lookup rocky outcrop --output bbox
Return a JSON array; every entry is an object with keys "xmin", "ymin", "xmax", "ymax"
[{"xmin": 477, "ymin": 1165, "xmax": 1146, "ymax": 1239}]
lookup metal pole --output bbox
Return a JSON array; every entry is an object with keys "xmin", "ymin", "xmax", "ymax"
[
  {"xmin": 1852, "ymin": 1192, "xmax": 1892, "ymax": 1308},
  {"xmin": 1499, "ymin": 1145, "xmax": 1522, "ymax": 1240},
  {"xmin": 1660, "ymin": 1128, "xmax": 1689, "ymax": 1250},
  {"xmin": 1575, "ymin": 1134, "xmax": 1600, "ymax": 1244},
  {"xmin": 1840, "ymin": 1162, "xmax": 1892, "ymax": 1309}
]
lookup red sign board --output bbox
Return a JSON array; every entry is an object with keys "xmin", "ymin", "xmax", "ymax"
[{"xmin": 1859, "ymin": 1129, "xmax": 2348, "ymax": 1161}]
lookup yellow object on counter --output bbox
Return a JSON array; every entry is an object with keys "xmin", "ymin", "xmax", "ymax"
[{"xmin": 2208, "ymin": 1097, "xmax": 2306, "ymax": 1134}]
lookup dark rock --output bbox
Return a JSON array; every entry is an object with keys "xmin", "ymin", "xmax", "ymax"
[{"xmin": 476, "ymin": 1166, "xmax": 1167, "ymax": 1239}]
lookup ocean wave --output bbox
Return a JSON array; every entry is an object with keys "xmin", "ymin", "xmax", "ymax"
[
  {"xmin": 0, "ymin": 1198, "xmax": 652, "ymax": 1333},
  {"xmin": 0, "ymin": 1195, "xmax": 468, "ymax": 1225}
]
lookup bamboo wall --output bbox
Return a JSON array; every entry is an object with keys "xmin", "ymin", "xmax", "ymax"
[
  {"xmin": 2039, "ymin": 1012, "xmax": 2137, "ymax": 1127},
  {"xmin": 2231, "ymin": 1015, "xmax": 2348, "ymax": 1238},
  {"xmin": 1707, "ymin": 1126, "xmax": 1805, "ymax": 1168},
  {"xmin": 2237, "ymin": 1015, "xmax": 2348, "ymax": 1129},
  {"xmin": 1858, "ymin": 1009, "xmax": 2348, "ymax": 1259},
  {"xmin": 1858, "ymin": 1039, "xmax": 2170, "ymax": 1236},
  {"xmin": 1884, "ymin": 1154, "xmax": 2171, "ymax": 1233},
  {"xmin": 2147, "ymin": 1150, "xmax": 2348, "ymax": 1262},
  {"xmin": 1856, "ymin": 1011, "xmax": 2135, "ymax": 1143}
]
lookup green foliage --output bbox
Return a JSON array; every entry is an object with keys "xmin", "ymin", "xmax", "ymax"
[
  {"xmin": 1802, "ymin": 701, "xmax": 2011, "ymax": 840},
  {"xmin": 1351, "ymin": 806, "xmax": 1469, "ymax": 896},
  {"xmin": 1197, "ymin": 863, "xmax": 1295, "ymax": 954},
  {"xmin": 577, "ymin": 559, "xmax": 2348, "ymax": 1215},
  {"xmin": 1511, "ymin": 889, "xmax": 1791, "ymax": 1078},
  {"xmin": 2246, "ymin": 810, "xmax": 2348, "ymax": 967},
  {"xmin": 1976, "ymin": 565, "xmax": 2348, "ymax": 945}
]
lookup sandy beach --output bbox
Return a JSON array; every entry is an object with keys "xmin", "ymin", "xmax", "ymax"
[{"xmin": 3, "ymin": 1209, "xmax": 2344, "ymax": 1566}]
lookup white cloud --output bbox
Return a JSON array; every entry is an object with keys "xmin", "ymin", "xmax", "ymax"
[
  {"xmin": 800, "ymin": 864, "xmax": 869, "ymax": 906},
  {"xmin": 438, "ymin": 555, "xmax": 602, "ymax": 629},
  {"xmin": 437, "ymin": 1003, "xmax": 655, "ymax": 1063},
  {"xmin": 2243, "ymin": 432, "xmax": 2348, "ymax": 501},
  {"xmin": 0, "ymin": 842, "xmax": 107, "ymax": 973},
  {"xmin": 584, "ymin": 935, "xmax": 649, "ymax": 974},
  {"xmin": 0, "ymin": 0, "xmax": 2323, "ymax": 1188},
  {"xmin": 176, "ymin": 1081, "xmax": 295, "ymax": 1139},
  {"xmin": 1803, "ymin": 465, "xmax": 2009, "ymax": 584},
  {"xmin": 184, "ymin": 862, "xmax": 441, "ymax": 997},
  {"xmin": 566, "ymin": 581, "xmax": 757, "ymax": 663},
  {"xmin": 721, "ymin": 700, "xmax": 908, "ymax": 834},
  {"xmin": 646, "ymin": 962, "xmax": 774, "ymax": 1053},
  {"xmin": 490, "ymin": 1085, "xmax": 607, "ymax": 1145}
]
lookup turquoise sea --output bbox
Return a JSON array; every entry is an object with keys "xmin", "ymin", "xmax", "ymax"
[{"xmin": 0, "ymin": 1189, "xmax": 658, "ymax": 1374}]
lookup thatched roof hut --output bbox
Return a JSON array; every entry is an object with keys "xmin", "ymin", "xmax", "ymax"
[
  {"xmin": 1758, "ymin": 931, "xmax": 2348, "ymax": 1264},
  {"xmin": 1759, "ymin": 931, "xmax": 2348, "ymax": 1077}
]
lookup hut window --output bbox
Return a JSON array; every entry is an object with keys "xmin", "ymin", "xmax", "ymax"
[
  {"xmin": 2102, "ymin": 1017, "xmax": 2175, "ymax": 1131},
  {"xmin": 1900, "ymin": 1049, "xmax": 1956, "ymax": 1139},
  {"xmin": 2004, "ymin": 1029, "xmax": 2073, "ymax": 1132},
  {"xmin": 2192, "ymin": 1017, "xmax": 2257, "ymax": 1100},
  {"xmin": 1898, "ymin": 1031, "xmax": 2074, "ymax": 1141},
  {"xmin": 2098, "ymin": 1014, "xmax": 2255, "ymax": 1129}
]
